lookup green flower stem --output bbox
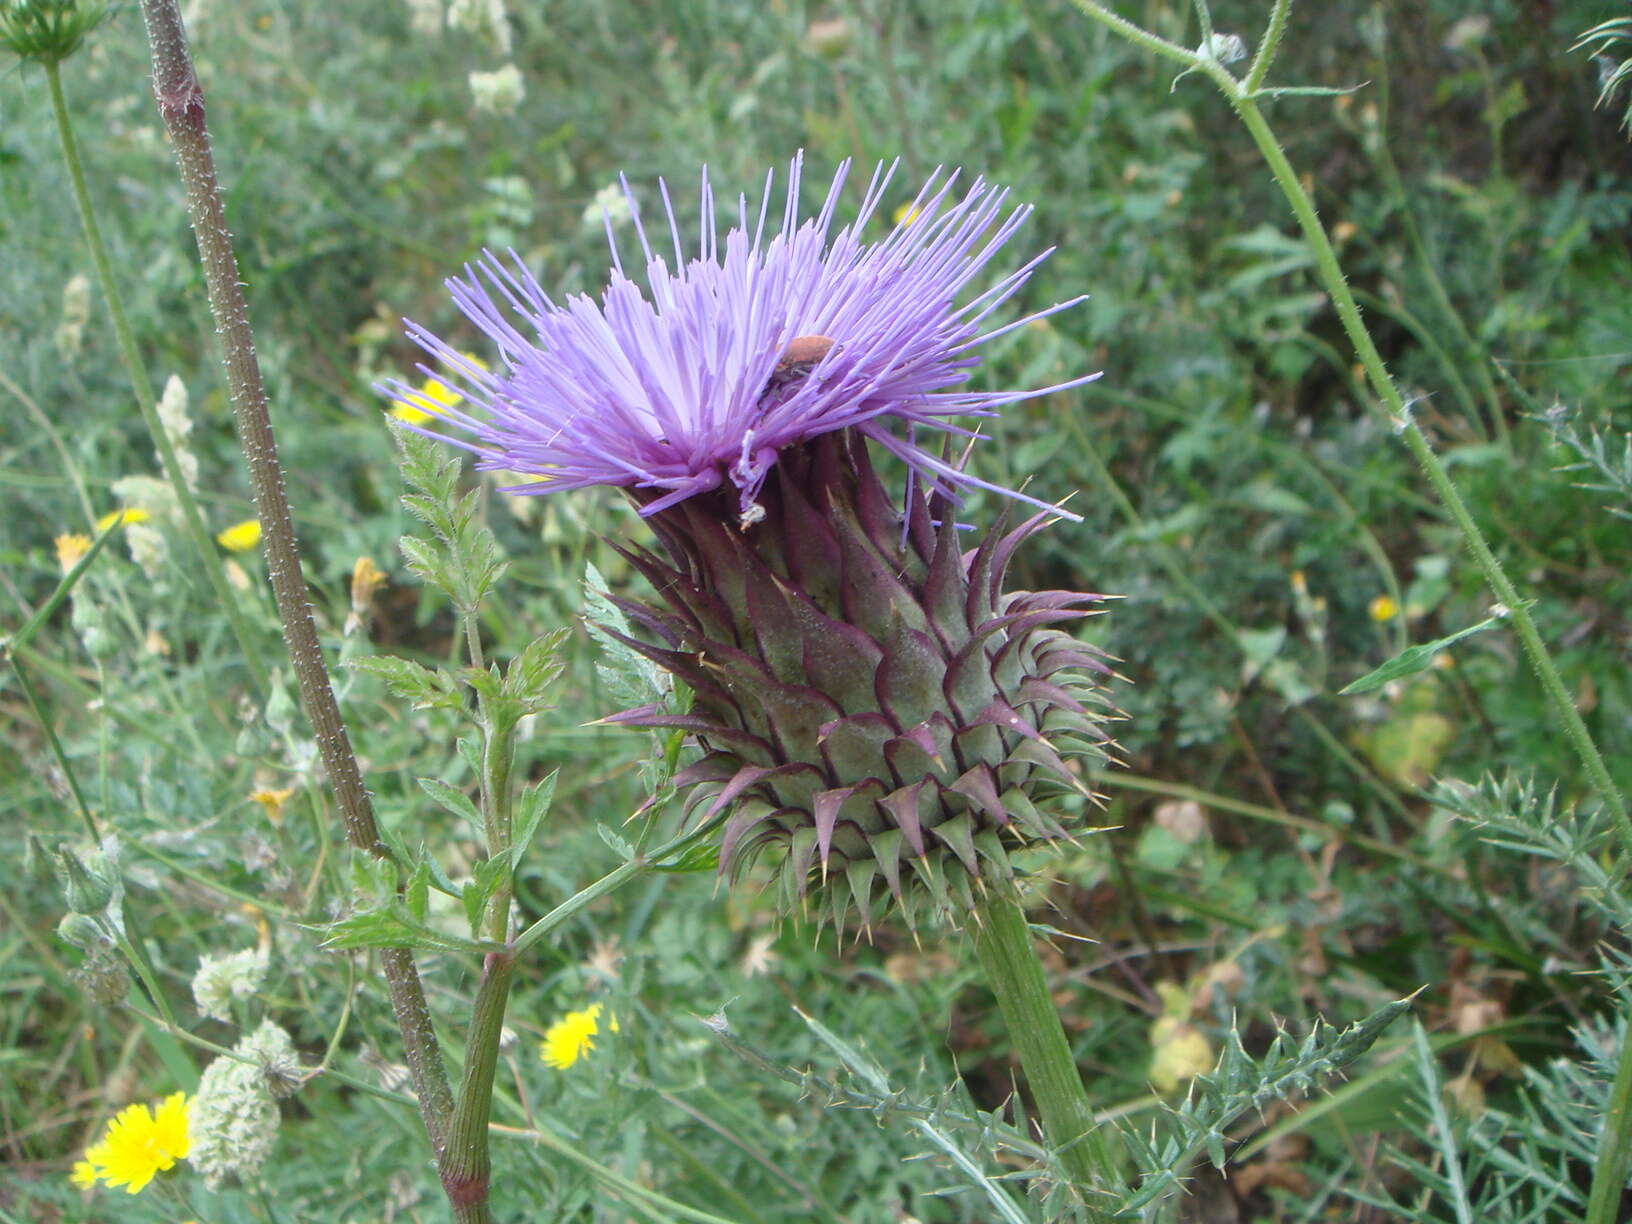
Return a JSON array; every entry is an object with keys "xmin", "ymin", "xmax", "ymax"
[
  {"xmin": 41, "ymin": 58, "xmax": 269, "ymax": 695},
  {"xmin": 1223, "ymin": 78, "xmax": 1632, "ymax": 850},
  {"xmin": 1369, "ymin": 54, "xmax": 1507, "ymax": 445},
  {"xmin": 970, "ymin": 887, "xmax": 1118, "ymax": 1218},
  {"xmin": 1061, "ymin": 4, "xmax": 1632, "ymax": 1217},
  {"xmin": 509, "ymin": 820, "xmax": 718, "ymax": 958},
  {"xmin": 134, "ymin": 0, "xmax": 455, "ymax": 1161},
  {"xmin": 440, "ymin": 952, "xmax": 516, "ymax": 1224},
  {"xmin": 112, "ymin": 926, "xmax": 177, "ymax": 1030},
  {"xmin": 1587, "ymin": 1037, "xmax": 1632, "ymax": 1224},
  {"xmin": 7, "ymin": 654, "xmax": 97, "ymax": 839}
]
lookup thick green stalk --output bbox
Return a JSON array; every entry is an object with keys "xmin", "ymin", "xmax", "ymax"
[
  {"xmin": 41, "ymin": 60, "xmax": 268, "ymax": 694},
  {"xmin": 134, "ymin": 0, "xmax": 455, "ymax": 1159},
  {"xmin": 439, "ymin": 953, "xmax": 516, "ymax": 1224},
  {"xmin": 970, "ymin": 887, "xmax": 1118, "ymax": 1219}
]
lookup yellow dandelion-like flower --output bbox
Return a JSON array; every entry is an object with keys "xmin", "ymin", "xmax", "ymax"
[
  {"xmin": 94, "ymin": 507, "xmax": 150, "ymax": 532},
  {"xmin": 539, "ymin": 1003, "xmax": 617, "ymax": 1070},
  {"xmin": 55, "ymin": 532, "xmax": 92, "ymax": 574},
  {"xmin": 216, "ymin": 519, "xmax": 262, "ymax": 552},
  {"xmin": 390, "ymin": 354, "xmax": 488, "ymax": 425},
  {"xmin": 83, "ymin": 1092, "xmax": 191, "ymax": 1194},
  {"xmin": 249, "ymin": 787, "xmax": 295, "ymax": 824},
  {"xmin": 892, "ymin": 201, "xmax": 921, "ymax": 228},
  {"xmin": 1368, "ymin": 594, "xmax": 1399, "ymax": 623},
  {"xmin": 69, "ymin": 1156, "xmax": 99, "ymax": 1188}
]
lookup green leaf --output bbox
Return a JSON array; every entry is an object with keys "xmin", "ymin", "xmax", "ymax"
[
  {"xmin": 463, "ymin": 662, "xmax": 502, "ymax": 703},
  {"xmin": 319, "ymin": 903, "xmax": 500, "ymax": 955},
  {"xmin": 404, "ymin": 857, "xmax": 430, "ymax": 921},
  {"xmin": 462, "ymin": 856, "xmax": 509, "ymax": 935},
  {"xmin": 504, "ymin": 629, "xmax": 570, "ymax": 711},
  {"xmin": 455, "ymin": 734, "xmax": 483, "ymax": 779},
  {"xmin": 583, "ymin": 562, "xmax": 670, "ymax": 708},
  {"xmin": 350, "ymin": 850, "xmax": 398, "ymax": 902},
  {"xmin": 652, "ymin": 842, "xmax": 718, "ymax": 874},
  {"xmin": 398, "ymin": 534, "xmax": 450, "ymax": 593},
  {"xmin": 419, "ymin": 777, "xmax": 482, "ymax": 828},
  {"xmin": 347, "ymin": 654, "xmax": 462, "ymax": 711},
  {"xmin": 1339, "ymin": 612, "xmax": 1510, "ymax": 695},
  {"xmin": 509, "ymin": 771, "xmax": 558, "ymax": 872},
  {"xmin": 596, "ymin": 823, "xmax": 634, "ymax": 860}
]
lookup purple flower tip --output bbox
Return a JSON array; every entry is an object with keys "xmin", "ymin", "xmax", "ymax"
[{"xmin": 381, "ymin": 153, "xmax": 1097, "ymax": 521}]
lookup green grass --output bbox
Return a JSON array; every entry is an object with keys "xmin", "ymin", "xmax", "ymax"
[{"xmin": 2, "ymin": 1, "xmax": 1629, "ymax": 1220}]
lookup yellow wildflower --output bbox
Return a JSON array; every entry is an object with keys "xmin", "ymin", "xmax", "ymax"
[
  {"xmin": 350, "ymin": 555, "xmax": 388, "ymax": 610},
  {"xmin": 79, "ymin": 1092, "xmax": 191, "ymax": 1194},
  {"xmin": 250, "ymin": 787, "xmax": 295, "ymax": 824},
  {"xmin": 1368, "ymin": 594, "xmax": 1399, "ymax": 623},
  {"xmin": 390, "ymin": 354, "xmax": 487, "ymax": 425},
  {"xmin": 539, "ymin": 1003, "xmax": 617, "ymax": 1070},
  {"xmin": 216, "ymin": 519, "xmax": 262, "ymax": 552},
  {"xmin": 94, "ymin": 507, "xmax": 150, "ymax": 532},
  {"xmin": 69, "ymin": 1155, "xmax": 99, "ymax": 1188},
  {"xmin": 892, "ymin": 201, "xmax": 921, "ymax": 228},
  {"xmin": 55, "ymin": 532, "xmax": 92, "ymax": 573}
]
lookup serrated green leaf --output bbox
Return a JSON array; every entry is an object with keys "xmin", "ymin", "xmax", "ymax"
[
  {"xmin": 504, "ymin": 629, "xmax": 570, "ymax": 711},
  {"xmin": 347, "ymin": 654, "xmax": 462, "ymax": 711},
  {"xmin": 399, "ymin": 534, "xmax": 450, "ymax": 591},
  {"xmin": 405, "ymin": 857, "xmax": 430, "ymax": 921},
  {"xmin": 393, "ymin": 423, "xmax": 462, "ymax": 502},
  {"xmin": 509, "ymin": 771, "xmax": 558, "ymax": 872},
  {"xmin": 584, "ymin": 562, "xmax": 670, "ymax": 708},
  {"xmin": 462, "ymin": 857, "xmax": 508, "ymax": 936},
  {"xmin": 319, "ymin": 902, "xmax": 501, "ymax": 954},
  {"xmin": 1339, "ymin": 613, "xmax": 1509, "ymax": 695},
  {"xmin": 420, "ymin": 776, "xmax": 482, "ymax": 828},
  {"xmin": 796, "ymin": 1007, "xmax": 891, "ymax": 1095},
  {"xmin": 409, "ymin": 841, "xmax": 460, "ymax": 897},
  {"xmin": 350, "ymin": 851, "xmax": 398, "ymax": 902},
  {"xmin": 596, "ymin": 823, "xmax": 634, "ymax": 860},
  {"xmin": 463, "ymin": 663, "xmax": 502, "ymax": 703}
]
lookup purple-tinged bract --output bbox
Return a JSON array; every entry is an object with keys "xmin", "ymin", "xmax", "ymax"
[{"xmin": 382, "ymin": 155, "xmax": 1097, "ymax": 523}]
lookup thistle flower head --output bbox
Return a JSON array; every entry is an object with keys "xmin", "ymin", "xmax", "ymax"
[
  {"xmin": 397, "ymin": 157, "xmax": 1116, "ymax": 933},
  {"xmin": 383, "ymin": 154, "xmax": 1096, "ymax": 525}
]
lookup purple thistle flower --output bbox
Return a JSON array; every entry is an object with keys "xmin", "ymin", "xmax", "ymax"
[
  {"xmin": 381, "ymin": 154, "xmax": 1098, "ymax": 524},
  {"xmin": 390, "ymin": 155, "xmax": 1118, "ymax": 933}
]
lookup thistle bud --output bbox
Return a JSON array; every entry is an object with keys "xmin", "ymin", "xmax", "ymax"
[
  {"xmin": 57, "ymin": 911, "xmax": 108, "ymax": 950},
  {"xmin": 57, "ymin": 846, "xmax": 114, "ymax": 914}
]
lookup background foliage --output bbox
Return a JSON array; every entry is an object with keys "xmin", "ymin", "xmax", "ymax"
[{"xmin": 1, "ymin": 0, "xmax": 1627, "ymax": 1219}]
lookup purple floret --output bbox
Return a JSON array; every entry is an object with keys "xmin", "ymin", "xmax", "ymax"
[{"xmin": 381, "ymin": 153, "xmax": 1097, "ymax": 521}]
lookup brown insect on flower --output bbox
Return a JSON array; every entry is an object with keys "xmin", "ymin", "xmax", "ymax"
[{"xmin": 768, "ymin": 334, "xmax": 838, "ymax": 388}]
